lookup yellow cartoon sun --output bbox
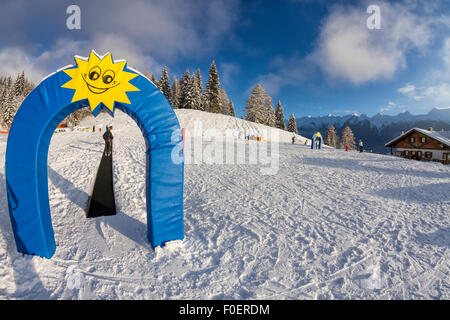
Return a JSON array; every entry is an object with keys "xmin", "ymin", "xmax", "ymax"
[{"xmin": 62, "ymin": 51, "xmax": 139, "ymax": 114}]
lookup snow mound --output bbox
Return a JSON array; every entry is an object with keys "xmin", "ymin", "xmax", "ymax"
[{"xmin": 176, "ymin": 109, "xmax": 310, "ymax": 144}]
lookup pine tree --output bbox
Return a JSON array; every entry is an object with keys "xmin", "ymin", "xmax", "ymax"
[
  {"xmin": 265, "ymin": 96, "xmax": 276, "ymax": 127},
  {"xmin": 150, "ymin": 73, "xmax": 158, "ymax": 88},
  {"xmin": 325, "ymin": 125, "xmax": 339, "ymax": 148},
  {"xmin": 180, "ymin": 70, "xmax": 194, "ymax": 109},
  {"xmin": 195, "ymin": 69, "xmax": 206, "ymax": 111},
  {"xmin": 219, "ymin": 88, "xmax": 230, "ymax": 115},
  {"xmin": 274, "ymin": 101, "xmax": 287, "ymax": 130},
  {"xmin": 191, "ymin": 75, "xmax": 203, "ymax": 110},
  {"xmin": 159, "ymin": 66, "xmax": 171, "ymax": 102},
  {"xmin": 287, "ymin": 113, "xmax": 298, "ymax": 134},
  {"xmin": 3, "ymin": 84, "xmax": 19, "ymax": 128},
  {"xmin": 228, "ymin": 100, "xmax": 236, "ymax": 117},
  {"xmin": 0, "ymin": 86, "xmax": 7, "ymax": 127},
  {"xmin": 340, "ymin": 126, "xmax": 356, "ymax": 150},
  {"xmin": 206, "ymin": 61, "xmax": 221, "ymax": 113},
  {"xmin": 13, "ymin": 71, "xmax": 25, "ymax": 97},
  {"xmin": 170, "ymin": 76, "xmax": 181, "ymax": 109},
  {"xmin": 143, "ymin": 70, "xmax": 151, "ymax": 79},
  {"xmin": 245, "ymin": 84, "xmax": 269, "ymax": 124},
  {"xmin": 23, "ymin": 78, "xmax": 34, "ymax": 97}
]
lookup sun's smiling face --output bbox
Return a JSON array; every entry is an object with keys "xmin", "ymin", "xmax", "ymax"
[{"xmin": 62, "ymin": 51, "xmax": 139, "ymax": 114}]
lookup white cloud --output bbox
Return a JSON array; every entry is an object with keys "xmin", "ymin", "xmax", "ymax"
[
  {"xmin": 397, "ymin": 84, "xmax": 415, "ymax": 94},
  {"xmin": 0, "ymin": 36, "xmax": 162, "ymax": 83},
  {"xmin": 0, "ymin": 0, "xmax": 240, "ymax": 62},
  {"xmin": 397, "ymin": 84, "xmax": 424, "ymax": 101},
  {"xmin": 313, "ymin": 1, "xmax": 433, "ymax": 85},
  {"xmin": 398, "ymin": 82, "xmax": 450, "ymax": 105},
  {"xmin": 0, "ymin": 0, "xmax": 241, "ymax": 83},
  {"xmin": 423, "ymin": 83, "xmax": 450, "ymax": 103}
]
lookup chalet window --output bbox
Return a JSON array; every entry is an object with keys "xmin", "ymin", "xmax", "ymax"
[
  {"xmin": 425, "ymin": 152, "xmax": 432, "ymax": 158},
  {"xmin": 405, "ymin": 150, "xmax": 409, "ymax": 155},
  {"xmin": 410, "ymin": 137, "xmax": 415, "ymax": 143},
  {"xmin": 417, "ymin": 151, "xmax": 422, "ymax": 157},
  {"xmin": 412, "ymin": 151, "xmax": 416, "ymax": 155},
  {"xmin": 421, "ymin": 137, "xmax": 426, "ymax": 143}
]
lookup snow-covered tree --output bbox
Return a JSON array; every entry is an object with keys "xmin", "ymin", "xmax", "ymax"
[
  {"xmin": 179, "ymin": 70, "xmax": 190, "ymax": 109},
  {"xmin": 325, "ymin": 125, "xmax": 339, "ymax": 148},
  {"xmin": 274, "ymin": 101, "xmax": 286, "ymax": 130},
  {"xmin": 265, "ymin": 96, "xmax": 276, "ymax": 127},
  {"xmin": 219, "ymin": 88, "xmax": 231, "ymax": 115},
  {"xmin": 245, "ymin": 84, "xmax": 270, "ymax": 124},
  {"xmin": 287, "ymin": 113, "xmax": 298, "ymax": 134},
  {"xmin": 180, "ymin": 70, "xmax": 194, "ymax": 109},
  {"xmin": 159, "ymin": 66, "xmax": 171, "ymax": 102},
  {"xmin": 150, "ymin": 73, "xmax": 158, "ymax": 88},
  {"xmin": 228, "ymin": 100, "xmax": 236, "ymax": 117},
  {"xmin": 340, "ymin": 126, "xmax": 356, "ymax": 150},
  {"xmin": 190, "ymin": 75, "xmax": 203, "ymax": 110},
  {"xmin": 0, "ymin": 86, "xmax": 8, "ymax": 127},
  {"xmin": 3, "ymin": 85, "xmax": 19, "ymax": 128},
  {"xmin": 0, "ymin": 73, "xmax": 35, "ymax": 128},
  {"xmin": 13, "ymin": 71, "xmax": 25, "ymax": 97},
  {"xmin": 143, "ymin": 70, "xmax": 151, "ymax": 79},
  {"xmin": 206, "ymin": 61, "xmax": 221, "ymax": 113},
  {"xmin": 65, "ymin": 107, "xmax": 91, "ymax": 127},
  {"xmin": 170, "ymin": 76, "xmax": 181, "ymax": 109}
]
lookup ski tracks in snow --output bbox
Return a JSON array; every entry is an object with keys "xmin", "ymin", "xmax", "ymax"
[{"xmin": 0, "ymin": 111, "xmax": 449, "ymax": 299}]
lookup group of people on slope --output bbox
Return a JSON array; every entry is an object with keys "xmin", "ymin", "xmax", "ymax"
[{"xmin": 292, "ymin": 133, "xmax": 364, "ymax": 152}]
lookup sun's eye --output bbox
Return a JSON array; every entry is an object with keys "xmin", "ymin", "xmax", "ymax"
[
  {"xmin": 103, "ymin": 70, "xmax": 115, "ymax": 85},
  {"xmin": 88, "ymin": 66, "xmax": 101, "ymax": 81}
]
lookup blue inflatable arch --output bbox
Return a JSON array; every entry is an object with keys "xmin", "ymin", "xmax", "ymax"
[
  {"xmin": 311, "ymin": 132, "xmax": 322, "ymax": 149},
  {"xmin": 5, "ymin": 53, "xmax": 184, "ymax": 258}
]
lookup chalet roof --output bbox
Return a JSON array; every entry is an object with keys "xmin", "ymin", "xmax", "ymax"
[{"xmin": 385, "ymin": 128, "xmax": 450, "ymax": 147}]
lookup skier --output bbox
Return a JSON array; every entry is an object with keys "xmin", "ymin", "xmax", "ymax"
[
  {"xmin": 103, "ymin": 126, "xmax": 113, "ymax": 157},
  {"xmin": 292, "ymin": 135, "xmax": 295, "ymax": 144},
  {"xmin": 345, "ymin": 145, "xmax": 349, "ymax": 152},
  {"xmin": 359, "ymin": 139, "xmax": 363, "ymax": 153}
]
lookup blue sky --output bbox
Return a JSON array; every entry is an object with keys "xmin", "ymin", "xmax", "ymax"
[{"xmin": 1, "ymin": 0, "xmax": 450, "ymax": 118}]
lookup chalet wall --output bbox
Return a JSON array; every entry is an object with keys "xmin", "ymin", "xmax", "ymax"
[
  {"xmin": 395, "ymin": 148, "xmax": 448, "ymax": 160},
  {"xmin": 391, "ymin": 131, "xmax": 450, "ymax": 151}
]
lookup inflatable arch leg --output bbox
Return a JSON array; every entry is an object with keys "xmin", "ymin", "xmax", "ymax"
[{"xmin": 5, "ymin": 58, "xmax": 184, "ymax": 258}]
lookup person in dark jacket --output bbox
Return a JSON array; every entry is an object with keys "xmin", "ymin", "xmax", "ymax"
[
  {"xmin": 292, "ymin": 135, "xmax": 295, "ymax": 144},
  {"xmin": 103, "ymin": 126, "xmax": 113, "ymax": 156}
]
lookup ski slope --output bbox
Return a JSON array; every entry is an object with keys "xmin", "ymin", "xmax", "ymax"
[{"xmin": 0, "ymin": 110, "xmax": 449, "ymax": 299}]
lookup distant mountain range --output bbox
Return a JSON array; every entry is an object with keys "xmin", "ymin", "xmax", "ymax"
[{"xmin": 296, "ymin": 107, "xmax": 450, "ymax": 154}]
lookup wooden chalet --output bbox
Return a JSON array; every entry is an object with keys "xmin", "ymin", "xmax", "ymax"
[{"xmin": 385, "ymin": 128, "xmax": 450, "ymax": 164}]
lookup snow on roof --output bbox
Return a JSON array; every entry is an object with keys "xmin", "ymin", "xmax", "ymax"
[{"xmin": 385, "ymin": 128, "xmax": 450, "ymax": 147}]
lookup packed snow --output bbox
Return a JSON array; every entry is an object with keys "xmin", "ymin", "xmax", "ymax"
[{"xmin": 0, "ymin": 110, "xmax": 449, "ymax": 299}]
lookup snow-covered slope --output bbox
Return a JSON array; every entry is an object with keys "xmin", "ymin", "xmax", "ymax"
[
  {"xmin": 0, "ymin": 110, "xmax": 449, "ymax": 299},
  {"xmin": 175, "ymin": 109, "xmax": 309, "ymax": 144}
]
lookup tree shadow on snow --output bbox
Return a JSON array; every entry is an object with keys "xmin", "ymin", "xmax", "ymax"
[
  {"xmin": 47, "ymin": 166, "xmax": 148, "ymax": 247},
  {"xmin": 301, "ymin": 155, "xmax": 448, "ymax": 180},
  {"xmin": 413, "ymin": 227, "xmax": 450, "ymax": 248},
  {"xmin": 0, "ymin": 173, "xmax": 52, "ymax": 299},
  {"xmin": 373, "ymin": 182, "xmax": 450, "ymax": 203}
]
